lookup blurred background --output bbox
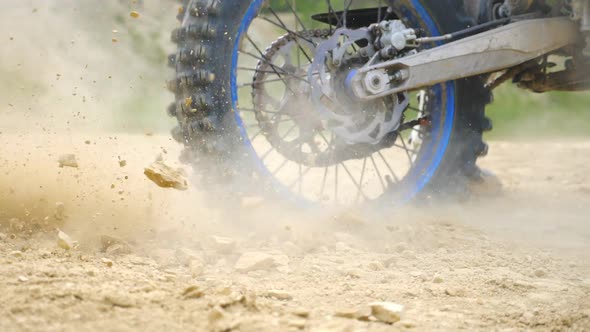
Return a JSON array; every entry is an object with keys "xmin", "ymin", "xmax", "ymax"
[{"xmin": 1, "ymin": 0, "xmax": 589, "ymax": 138}]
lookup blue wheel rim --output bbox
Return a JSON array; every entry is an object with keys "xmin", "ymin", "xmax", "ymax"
[{"xmin": 230, "ymin": 0, "xmax": 455, "ymax": 206}]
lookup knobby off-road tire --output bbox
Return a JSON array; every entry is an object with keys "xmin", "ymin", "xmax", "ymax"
[{"xmin": 167, "ymin": 0, "xmax": 493, "ymax": 203}]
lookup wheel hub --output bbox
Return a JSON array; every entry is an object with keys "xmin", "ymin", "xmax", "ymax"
[{"xmin": 308, "ymin": 27, "xmax": 409, "ymax": 145}]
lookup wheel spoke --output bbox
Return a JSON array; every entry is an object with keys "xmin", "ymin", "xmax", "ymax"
[
  {"xmin": 398, "ymin": 135, "xmax": 414, "ymax": 164},
  {"xmin": 238, "ymin": 107, "xmax": 279, "ymax": 115},
  {"xmin": 340, "ymin": 160, "xmax": 368, "ymax": 201},
  {"xmin": 343, "ymin": 0, "xmax": 353, "ymax": 28},
  {"xmin": 259, "ymin": 16, "xmax": 316, "ymax": 46},
  {"xmin": 325, "ymin": 0, "xmax": 342, "ymax": 28},
  {"xmin": 287, "ymin": 164, "xmax": 312, "ymax": 190},
  {"xmin": 257, "ymin": 124, "xmax": 298, "ymax": 161},
  {"xmin": 240, "ymin": 49, "xmax": 288, "ymax": 75},
  {"xmin": 334, "ymin": 163, "xmax": 339, "ymax": 203},
  {"xmin": 298, "ymin": 162, "xmax": 303, "ymax": 194},
  {"xmin": 238, "ymin": 75, "xmax": 309, "ymax": 88},
  {"xmin": 355, "ymin": 158, "xmax": 368, "ymax": 203},
  {"xmin": 266, "ymin": 8, "xmax": 313, "ymax": 63},
  {"xmin": 271, "ymin": 158, "xmax": 289, "ymax": 176},
  {"xmin": 378, "ymin": 151, "xmax": 400, "ymax": 182},
  {"xmin": 319, "ymin": 166, "xmax": 329, "ymax": 199},
  {"xmin": 370, "ymin": 155, "xmax": 387, "ymax": 191},
  {"xmin": 286, "ymin": 0, "xmax": 307, "ymax": 33},
  {"xmin": 238, "ymin": 67, "xmax": 285, "ymax": 74}
]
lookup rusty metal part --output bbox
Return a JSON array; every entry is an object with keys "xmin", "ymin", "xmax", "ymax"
[
  {"xmin": 485, "ymin": 60, "xmax": 541, "ymax": 90},
  {"xmin": 517, "ymin": 64, "xmax": 590, "ymax": 92},
  {"xmin": 350, "ymin": 17, "xmax": 581, "ymax": 100}
]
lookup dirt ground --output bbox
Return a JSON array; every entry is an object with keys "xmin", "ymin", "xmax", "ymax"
[
  {"xmin": 1, "ymin": 2, "xmax": 589, "ymax": 331},
  {"xmin": 0, "ymin": 133, "xmax": 589, "ymax": 332}
]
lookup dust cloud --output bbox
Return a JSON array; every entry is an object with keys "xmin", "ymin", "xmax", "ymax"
[{"xmin": 0, "ymin": 1, "xmax": 589, "ymax": 331}]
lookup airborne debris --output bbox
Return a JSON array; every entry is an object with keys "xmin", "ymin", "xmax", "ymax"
[
  {"xmin": 210, "ymin": 236, "xmax": 236, "ymax": 254},
  {"xmin": 58, "ymin": 154, "xmax": 79, "ymax": 168},
  {"xmin": 189, "ymin": 259, "xmax": 205, "ymax": 277},
  {"xmin": 144, "ymin": 160, "xmax": 188, "ymax": 190},
  {"xmin": 101, "ymin": 258, "xmax": 114, "ymax": 267},
  {"xmin": 101, "ymin": 235, "xmax": 132, "ymax": 255},
  {"xmin": 57, "ymin": 229, "xmax": 75, "ymax": 250},
  {"xmin": 54, "ymin": 202, "xmax": 65, "ymax": 220}
]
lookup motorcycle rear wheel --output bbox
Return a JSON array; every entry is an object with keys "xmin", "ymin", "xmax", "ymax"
[{"xmin": 168, "ymin": 0, "xmax": 492, "ymax": 206}]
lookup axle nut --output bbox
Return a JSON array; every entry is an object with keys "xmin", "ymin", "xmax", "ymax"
[{"xmin": 363, "ymin": 70, "xmax": 390, "ymax": 95}]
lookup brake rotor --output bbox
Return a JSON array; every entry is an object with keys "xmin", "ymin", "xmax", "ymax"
[
  {"xmin": 249, "ymin": 29, "xmax": 411, "ymax": 167},
  {"xmin": 308, "ymin": 27, "xmax": 409, "ymax": 145}
]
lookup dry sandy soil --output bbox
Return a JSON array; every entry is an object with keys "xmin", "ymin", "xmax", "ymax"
[
  {"xmin": 1, "ymin": 1, "xmax": 589, "ymax": 331},
  {"xmin": 0, "ymin": 133, "xmax": 589, "ymax": 332}
]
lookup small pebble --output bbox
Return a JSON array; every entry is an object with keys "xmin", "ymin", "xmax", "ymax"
[
  {"xmin": 265, "ymin": 290, "xmax": 292, "ymax": 301},
  {"xmin": 182, "ymin": 285, "xmax": 204, "ymax": 299},
  {"xmin": 534, "ymin": 269, "xmax": 547, "ymax": 278},
  {"xmin": 8, "ymin": 251, "xmax": 23, "ymax": 259},
  {"xmin": 101, "ymin": 258, "xmax": 114, "ymax": 267},
  {"xmin": 369, "ymin": 301, "xmax": 404, "ymax": 324},
  {"xmin": 432, "ymin": 274, "xmax": 444, "ymax": 283}
]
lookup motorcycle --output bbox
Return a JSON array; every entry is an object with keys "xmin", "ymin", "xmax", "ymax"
[{"xmin": 167, "ymin": 0, "xmax": 589, "ymax": 206}]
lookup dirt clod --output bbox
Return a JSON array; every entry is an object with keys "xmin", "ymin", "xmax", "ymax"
[
  {"xmin": 58, "ymin": 154, "xmax": 78, "ymax": 168},
  {"xmin": 8, "ymin": 250, "xmax": 23, "ymax": 259},
  {"xmin": 100, "ymin": 235, "xmax": 132, "ymax": 254},
  {"xmin": 101, "ymin": 258, "xmax": 114, "ymax": 267},
  {"xmin": 104, "ymin": 293, "xmax": 135, "ymax": 308},
  {"xmin": 210, "ymin": 236, "xmax": 236, "ymax": 254},
  {"xmin": 182, "ymin": 285, "xmax": 204, "ymax": 299},
  {"xmin": 57, "ymin": 229, "xmax": 74, "ymax": 250},
  {"xmin": 335, "ymin": 308, "xmax": 362, "ymax": 319},
  {"xmin": 534, "ymin": 269, "xmax": 547, "ymax": 278},
  {"xmin": 264, "ymin": 290, "xmax": 292, "ymax": 301},
  {"xmin": 144, "ymin": 160, "xmax": 188, "ymax": 190},
  {"xmin": 432, "ymin": 274, "xmax": 444, "ymax": 284},
  {"xmin": 189, "ymin": 259, "xmax": 205, "ymax": 277},
  {"xmin": 369, "ymin": 302, "xmax": 404, "ymax": 324}
]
